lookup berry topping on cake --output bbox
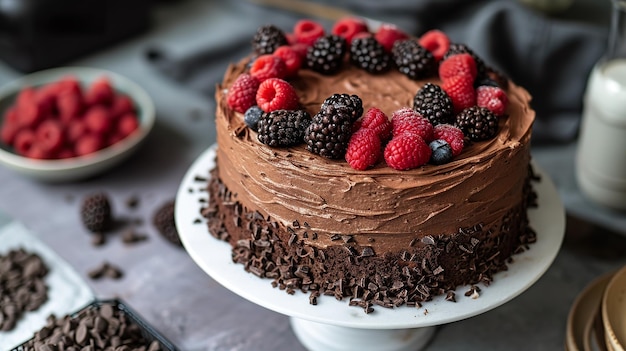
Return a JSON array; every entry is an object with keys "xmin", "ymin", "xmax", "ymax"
[
  {"xmin": 332, "ymin": 17, "xmax": 369, "ymax": 44},
  {"xmin": 439, "ymin": 53, "xmax": 477, "ymax": 81},
  {"xmin": 384, "ymin": 133, "xmax": 431, "ymax": 170},
  {"xmin": 252, "ymin": 24, "xmax": 288, "ymax": 55},
  {"xmin": 418, "ymin": 30, "xmax": 450, "ymax": 62},
  {"xmin": 391, "ymin": 108, "xmax": 434, "ymax": 142},
  {"xmin": 294, "ymin": 19, "xmax": 326, "ymax": 46},
  {"xmin": 442, "ymin": 75, "xmax": 476, "ymax": 113},
  {"xmin": 429, "ymin": 139, "xmax": 453, "ymax": 165},
  {"xmin": 374, "ymin": 24, "xmax": 409, "ymax": 52},
  {"xmin": 392, "ymin": 39, "xmax": 436, "ymax": 80},
  {"xmin": 81, "ymin": 192, "xmax": 113, "ymax": 233},
  {"xmin": 476, "ymin": 86, "xmax": 508, "ymax": 117},
  {"xmin": 256, "ymin": 78, "xmax": 299, "ymax": 112},
  {"xmin": 433, "ymin": 124, "xmax": 465, "ymax": 156},
  {"xmin": 306, "ymin": 34, "xmax": 347, "ymax": 74},
  {"xmin": 273, "ymin": 46, "xmax": 303, "ymax": 77},
  {"xmin": 227, "ymin": 73, "xmax": 261, "ymax": 114},
  {"xmin": 320, "ymin": 93, "xmax": 363, "ymax": 122},
  {"xmin": 455, "ymin": 106, "xmax": 499, "ymax": 141},
  {"xmin": 349, "ymin": 37, "xmax": 392, "ymax": 74},
  {"xmin": 257, "ymin": 109, "xmax": 311, "ymax": 147},
  {"xmin": 360, "ymin": 107, "xmax": 392, "ymax": 141},
  {"xmin": 305, "ymin": 104, "xmax": 353, "ymax": 159},
  {"xmin": 413, "ymin": 83, "xmax": 454, "ymax": 126},
  {"xmin": 250, "ymin": 54, "xmax": 287, "ymax": 81},
  {"xmin": 444, "ymin": 43, "xmax": 487, "ymax": 80},
  {"xmin": 345, "ymin": 128, "xmax": 382, "ymax": 170},
  {"xmin": 244, "ymin": 106, "xmax": 264, "ymax": 132}
]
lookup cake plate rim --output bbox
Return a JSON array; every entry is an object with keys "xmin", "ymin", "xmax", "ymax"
[{"xmin": 175, "ymin": 144, "xmax": 565, "ymax": 330}]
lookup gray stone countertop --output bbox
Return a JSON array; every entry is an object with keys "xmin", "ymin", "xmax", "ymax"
[{"xmin": 0, "ymin": 1, "xmax": 624, "ymax": 350}]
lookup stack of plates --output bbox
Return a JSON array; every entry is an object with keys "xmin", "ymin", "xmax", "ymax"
[{"xmin": 567, "ymin": 266, "xmax": 626, "ymax": 351}]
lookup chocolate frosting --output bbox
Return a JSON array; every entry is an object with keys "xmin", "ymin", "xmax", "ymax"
[{"xmin": 215, "ymin": 60, "xmax": 535, "ymax": 252}]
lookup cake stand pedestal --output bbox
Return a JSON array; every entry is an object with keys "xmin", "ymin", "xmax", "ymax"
[{"xmin": 175, "ymin": 146, "xmax": 566, "ymax": 351}]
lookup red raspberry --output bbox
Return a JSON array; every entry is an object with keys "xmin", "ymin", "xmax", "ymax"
[
  {"xmin": 84, "ymin": 105, "xmax": 113, "ymax": 135},
  {"xmin": 1, "ymin": 108, "xmax": 19, "ymax": 145},
  {"xmin": 290, "ymin": 43, "xmax": 309, "ymax": 59},
  {"xmin": 442, "ymin": 75, "xmax": 475, "ymax": 113},
  {"xmin": 118, "ymin": 113, "xmax": 139, "ymax": 138},
  {"xmin": 374, "ymin": 24, "xmax": 409, "ymax": 52},
  {"xmin": 418, "ymin": 29, "xmax": 450, "ymax": 62},
  {"xmin": 256, "ymin": 78, "xmax": 299, "ymax": 112},
  {"xmin": 439, "ymin": 53, "xmax": 477, "ymax": 81},
  {"xmin": 111, "ymin": 95, "xmax": 135, "ymax": 118},
  {"xmin": 226, "ymin": 73, "xmax": 261, "ymax": 114},
  {"xmin": 67, "ymin": 120, "xmax": 88, "ymax": 143},
  {"xmin": 433, "ymin": 124, "xmax": 464, "ymax": 156},
  {"xmin": 476, "ymin": 86, "xmax": 508, "ymax": 116},
  {"xmin": 56, "ymin": 76, "xmax": 82, "ymax": 96},
  {"xmin": 57, "ymin": 91, "xmax": 84, "ymax": 123},
  {"xmin": 16, "ymin": 102, "xmax": 44, "ymax": 129},
  {"xmin": 75, "ymin": 134, "xmax": 103, "ymax": 156},
  {"xmin": 16, "ymin": 87, "xmax": 36, "ymax": 110},
  {"xmin": 36, "ymin": 120, "xmax": 65, "ymax": 154},
  {"xmin": 345, "ymin": 128, "xmax": 382, "ymax": 170},
  {"xmin": 13, "ymin": 129, "xmax": 36, "ymax": 156},
  {"xmin": 26, "ymin": 143, "xmax": 50, "ymax": 160},
  {"xmin": 85, "ymin": 77, "xmax": 114, "ymax": 106},
  {"xmin": 250, "ymin": 55, "xmax": 287, "ymax": 81},
  {"xmin": 384, "ymin": 133, "xmax": 431, "ymax": 170},
  {"xmin": 294, "ymin": 19, "xmax": 325, "ymax": 46},
  {"xmin": 1, "ymin": 121, "xmax": 19, "ymax": 146},
  {"xmin": 391, "ymin": 108, "xmax": 434, "ymax": 142},
  {"xmin": 360, "ymin": 107, "xmax": 392, "ymax": 141},
  {"xmin": 332, "ymin": 17, "xmax": 369, "ymax": 44},
  {"xmin": 273, "ymin": 46, "xmax": 302, "ymax": 78}
]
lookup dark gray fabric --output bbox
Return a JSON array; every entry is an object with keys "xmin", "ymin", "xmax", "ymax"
[{"xmin": 146, "ymin": 0, "xmax": 608, "ymax": 144}]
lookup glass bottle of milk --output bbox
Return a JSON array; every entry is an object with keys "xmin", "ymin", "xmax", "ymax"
[{"xmin": 577, "ymin": 0, "xmax": 626, "ymax": 211}]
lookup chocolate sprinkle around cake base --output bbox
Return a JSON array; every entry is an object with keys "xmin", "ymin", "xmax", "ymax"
[{"xmin": 202, "ymin": 165, "xmax": 538, "ymax": 313}]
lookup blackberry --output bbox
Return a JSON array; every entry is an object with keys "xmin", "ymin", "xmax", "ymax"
[
  {"xmin": 392, "ymin": 39, "xmax": 436, "ymax": 80},
  {"xmin": 444, "ymin": 43, "xmax": 487, "ymax": 80},
  {"xmin": 252, "ymin": 24, "xmax": 288, "ymax": 55},
  {"xmin": 413, "ymin": 83, "xmax": 454, "ymax": 126},
  {"xmin": 349, "ymin": 37, "xmax": 391, "ymax": 74},
  {"xmin": 429, "ymin": 139, "xmax": 453, "ymax": 165},
  {"xmin": 244, "ymin": 106, "xmax": 263, "ymax": 132},
  {"xmin": 81, "ymin": 192, "xmax": 113, "ymax": 233},
  {"xmin": 153, "ymin": 200, "xmax": 182, "ymax": 247},
  {"xmin": 320, "ymin": 93, "xmax": 363, "ymax": 122},
  {"xmin": 306, "ymin": 35, "xmax": 347, "ymax": 74},
  {"xmin": 304, "ymin": 104, "xmax": 353, "ymax": 159},
  {"xmin": 455, "ymin": 106, "xmax": 499, "ymax": 141},
  {"xmin": 257, "ymin": 109, "xmax": 311, "ymax": 147}
]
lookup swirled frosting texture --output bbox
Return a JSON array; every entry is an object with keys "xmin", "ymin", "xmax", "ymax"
[{"xmin": 215, "ymin": 60, "xmax": 535, "ymax": 252}]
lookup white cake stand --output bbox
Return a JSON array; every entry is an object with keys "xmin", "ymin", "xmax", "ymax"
[{"xmin": 175, "ymin": 146, "xmax": 566, "ymax": 351}]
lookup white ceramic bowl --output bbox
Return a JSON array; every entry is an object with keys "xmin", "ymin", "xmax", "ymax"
[{"xmin": 0, "ymin": 67, "xmax": 155, "ymax": 182}]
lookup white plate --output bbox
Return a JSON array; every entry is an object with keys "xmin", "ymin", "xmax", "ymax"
[
  {"xmin": 175, "ymin": 145, "xmax": 565, "ymax": 329},
  {"xmin": 0, "ymin": 66, "xmax": 155, "ymax": 182},
  {"xmin": 0, "ymin": 220, "xmax": 94, "ymax": 349}
]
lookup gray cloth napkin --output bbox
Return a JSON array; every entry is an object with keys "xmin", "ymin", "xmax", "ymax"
[{"xmin": 146, "ymin": 0, "xmax": 608, "ymax": 144}]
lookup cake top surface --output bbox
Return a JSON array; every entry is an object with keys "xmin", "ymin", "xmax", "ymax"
[{"xmin": 214, "ymin": 19, "xmax": 536, "ymax": 248}]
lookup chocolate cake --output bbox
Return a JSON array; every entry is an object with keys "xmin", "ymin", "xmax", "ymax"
[{"xmin": 202, "ymin": 19, "xmax": 537, "ymax": 311}]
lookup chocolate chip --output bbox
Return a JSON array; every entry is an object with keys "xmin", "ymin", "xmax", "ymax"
[
  {"xmin": 18, "ymin": 303, "xmax": 168, "ymax": 350},
  {"xmin": 0, "ymin": 249, "xmax": 49, "ymax": 331}
]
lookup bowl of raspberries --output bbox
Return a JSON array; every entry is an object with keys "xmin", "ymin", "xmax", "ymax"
[{"xmin": 0, "ymin": 66, "xmax": 155, "ymax": 181}]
